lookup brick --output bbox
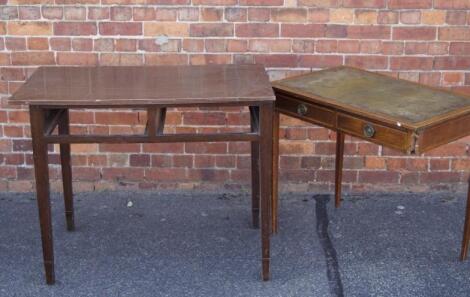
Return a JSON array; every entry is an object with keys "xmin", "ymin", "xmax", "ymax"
[
  {"xmin": 308, "ymin": 9, "xmax": 329, "ymax": 23},
  {"xmin": 421, "ymin": 10, "xmax": 446, "ymax": 25},
  {"xmin": 94, "ymin": 38, "xmax": 114, "ymax": 51},
  {"xmin": 88, "ymin": 7, "xmax": 109, "ymax": 20},
  {"xmin": 201, "ymin": 8, "xmax": 223, "ymax": 22},
  {"xmin": 239, "ymin": 0, "xmax": 282, "ymax": 5},
  {"xmin": 41, "ymin": 6, "xmax": 62, "ymax": 19},
  {"xmin": 419, "ymin": 72, "xmax": 441, "ymax": 86},
  {"xmin": 205, "ymin": 39, "xmax": 226, "ymax": 52},
  {"xmin": 64, "ymin": 7, "xmax": 86, "ymax": 20},
  {"xmin": 249, "ymin": 39, "xmax": 291, "ymax": 52},
  {"xmin": 101, "ymin": 53, "xmax": 142, "ymax": 66},
  {"xmin": 19, "ymin": 6, "xmax": 40, "ymax": 20},
  {"xmin": 292, "ymin": 40, "xmax": 316, "ymax": 53},
  {"xmin": 358, "ymin": 171, "xmax": 399, "ymax": 183},
  {"xmin": 271, "ymin": 8, "xmax": 307, "ymax": 22},
  {"xmin": 446, "ymin": 11, "xmax": 467, "ymax": 25},
  {"xmin": 110, "ymin": 6, "xmax": 132, "ymax": 21},
  {"xmin": 434, "ymin": 57, "xmax": 470, "ymax": 70},
  {"xmin": 405, "ymin": 42, "xmax": 427, "ymax": 55},
  {"xmin": 360, "ymin": 40, "xmax": 382, "ymax": 54},
  {"xmin": 146, "ymin": 0, "xmax": 188, "ymax": 4},
  {"xmin": 8, "ymin": 21, "xmax": 51, "ymax": 35},
  {"xmin": 6, "ymin": 37, "xmax": 26, "ymax": 50},
  {"xmin": 236, "ymin": 24, "xmax": 278, "ymax": 37},
  {"xmin": 225, "ymin": 8, "xmax": 247, "ymax": 22},
  {"xmin": 342, "ymin": 0, "xmax": 385, "ymax": 7},
  {"xmin": 190, "ymin": 23, "xmax": 233, "ymax": 37},
  {"xmin": 133, "ymin": 7, "xmax": 155, "ymax": 21},
  {"xmin": 227, "ymin": 40, "xmax": 247, "ymax": 52},
  {"xmin": 382, "ymin": 41, "xmax": 403, "ymax": 54},
  {"xmin": 388, "ymin": 0, "xmax": 432, "ymax": 8},
  {"xmin": 393, "ymin": 27, "xmax": 436, "ymax": 40},
  {"xmin": 155, "ymin": 8, "xmax": 177, "ymax": 21},
  {"xmin": 345, "ymin": 55, "xmax": 387, "ymax": 69},
  {"xmin": 27, "ymin": 37, "xmax": 48, "ymax": 50},
  {"xmin": 57, "ymin": 53, "xmax": 98, "ymax": 65},
  {"xmin": 450, "ymin": 42, "xmax": 470, "ymax": 55},
  {"xmin": 145, "ymin": 54, "xmax": 188, "ymax": 65},
  {"xmin": 297, "ymin": 0, "xmax": 338, "ymax": 7},
  {"xmin": 190, "ymin": 54, "xmax": 231, "ymax": 65},
  {"xmin": 99, "ymin": 22, "xmax": 142, "ymax": 36},
  {"xmin": 299, "ymin": 55, "xmax": 343, "ymax": 68},
  {"xmin": 144, "ymin": 23, "xmax": 188, "ymax": 37},
  {"xmin": 281, "ymin": 24, "xmax": 325, "ymax": 38},
  {"xmin": 427, "ymin": 42, "xmax": 448, "ymax": 55},
  {"xmin": 347, "ymin": 25, "xmax": 390, "ymax": 39},
  {"xmin": 72, "ymin": 38, "xmax": 93, "ymax": 51},
  {"xmin": 48, "ymin": 37, "xmax": 69, "ymax": 51},
  {"xmin": 254, "ymin": 54, "xmax": 297, "ymax": 67},
  {"xmin": 330, "ymin": 8, "xmax": 354, "ymax": 23},
  {"xmin": 326, "ymin": 24, "xmax": 348, "ymax": 37},
  {"xmin": 400, "ymin": 11, "xmax": 420, "ymax": 24},
  {"xmin": 0, "ymin": 68, "xmax": 25, "ymax": 81},
  {"xmin": 435, "ymin": 0, "xmax": 470, "ymax": 9},
  {"xmin": 178, "ymin": 8, "xmax": 199, "ymax": 21},
  {"xmin": 390, "ymin": 57, "xmax": 433, "ymax": 70},
  {"xmin": 355, "ymin": 10, "xmax": 378, "ymax": 24},
  {"xmin": 11, "ymin": 52, "xmax": 54, "ymax": 65},
  {"xmin": 338, "ymin": 40, "xmax": 360, "ymax": 53},
  {"xmin": 0, "ymin": 6, "xmax": 18, "ymax": 20},
  {"xmin": 248, "ymin": 8, "xmax": 270, "ymax": 21},
  {"xmin": 420, "ymin": 172, "xmax": 461, "ymax": 184},
  {"xmin": 439, "ymin": 27, "xmax": 470, "ymax": 41},
  {"xmin": 378, "ymin": 11, "xmax": 398, "ymax": 24},
  {"xmin": 54, "ymin": 22, "xmax": 96, "ymax": 36}
]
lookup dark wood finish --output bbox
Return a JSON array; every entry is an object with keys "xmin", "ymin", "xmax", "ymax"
[
  {"xmin": 335, "ymin": 132, "xmax": 345, "ymax": 208},
  {"xmin": 259, "ymin": 103, "xmax": 273, "ymax": 281},
  {"xmin": 9, "ymin": 65, "xmax": 275, "ymax": 106},
  {"xmin": 460, "ymin": 177, "xmax": 470, "ymax": 261},
  {"xmin": 9, "ymin": 65, "xmax": 275, "ymax": 284},
  {"xmin": 250, "ymin": 106, "xmax": 260, "ymax": 229},
  {"xmin": 271, "ymin": 110, "xmax": 280, "ymax": 234},
  {"xmin": 58, "ymin": 109, "xmax": 74, "ymax": 231},
  {"xmin": 30, "ymin": 106, "xmax": 55, "ymax": 285},
  {"xmin": 272, "ymin": 66, "xmax": 470, "ymax": 263},
  {"xmin": 337, "ymin": 113, "xmax": 412, "ymax": 152}
]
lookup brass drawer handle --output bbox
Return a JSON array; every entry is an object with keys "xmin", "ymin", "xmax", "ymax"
[
  {"xmin": 297, "ymin": 104, "xmax": 308, "ymax": 116},
  {"xmin": 363, "ymin": 123, "xmax": 375, "ymax": 138}
]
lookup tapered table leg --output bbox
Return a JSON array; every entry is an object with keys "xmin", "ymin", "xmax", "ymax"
[
  {"xmin": 251, "ymin": 140, "xmax": 260, "ymax": 229},
  {"xmin": 250, "ymin": 107, "xmax": 260, "ymax": 229},
  {"xmin": 30, "ymin": 106, "xmax": 55, "ymax": 285},
  {"xmin": 272, "ymin": 110, "xmax": 280, "ymax": 233},
  {"xmin": 335, "ymin": 132, "xmax": 345, "ymax": 208},
  {"xmin": 259, "ymin": 103, "xmax": 273, "ymax": 281},
  {"xmin": 58, "ymin": 109, "xmax": 74, "ymax": 231},
  {"xmin": 460, "ymin": 177, "xmax": 470, "ymax": 261}
]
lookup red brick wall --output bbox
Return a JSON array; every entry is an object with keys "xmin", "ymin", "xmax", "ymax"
[{"xmin": 0, "ymin": 0, "xmax": 469, "ymax": 193}]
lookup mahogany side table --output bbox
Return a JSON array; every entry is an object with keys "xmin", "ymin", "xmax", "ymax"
[
  {"xmin": 8, "ymin": 64, "xmax": 275, "ymax": 284},
  {"xmin": 271, "ymin": 66, "xmax": 470, "ymax": 256}
]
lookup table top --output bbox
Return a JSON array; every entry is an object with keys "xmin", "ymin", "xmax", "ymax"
[
  {"xmin": 8, "ymin": 64, "xmax": 275, "ymax": 107},
  {"xmin": 273, "ymin": 66, "xmax": 470, "ymax": 128}
]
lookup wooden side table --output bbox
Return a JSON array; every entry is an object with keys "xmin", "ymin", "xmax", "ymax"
[
  {"xmin": 272, "ymin": 66, "xmax": 470, "ymax": 257},
  {"xmin": 8, "ymin": 65, "xmax": 275, "ymax": 284}
]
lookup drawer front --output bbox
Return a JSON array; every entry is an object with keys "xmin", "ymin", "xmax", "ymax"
[
  {"xmin": 276, "ymin": 94, "xmax": 336, "ymax": 129},
  {"xmin": 337, "ymin": 113, "xmax": 411, "ymax": 151}
]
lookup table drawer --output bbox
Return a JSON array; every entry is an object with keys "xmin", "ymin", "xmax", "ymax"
[
  {"xmin": 276, "ymin": 94, "xmax": 336, "ymax": 128},
  {"xmin": 337, "ymin": 113, "xmax": 410, "ymax": 151}
]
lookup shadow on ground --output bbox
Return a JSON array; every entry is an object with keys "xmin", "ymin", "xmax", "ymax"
[{"xmin": 1, "ymin": 191, "xmax": 469, "ymax": 297}]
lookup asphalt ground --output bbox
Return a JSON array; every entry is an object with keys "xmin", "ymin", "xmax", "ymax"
[{"xmin": 1, "ymin": 190, "xmax": 470, "ymax": 297}]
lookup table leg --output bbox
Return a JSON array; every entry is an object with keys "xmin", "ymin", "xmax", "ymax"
[
  {"xmin": 335, "ymin": 131, "xmax": 345, "ymax": 208},
  {"xmin": 30, "ymin": 107, "xmax": 55, "ymax": 285},
  {"xmin": 272, "ymin": 110, "xmax": 280, "ymax": 234},
  {"xmin": 250, "ymin": 107, "xmax": 260, "ymax": 229},
  {"xmin": 251, "ymin": 140, "xmax": 260, "ymax": 229},
  {"xmin": 460, "ymin": 177, "xmax": 470, "ymax": 261},
  {"xmin": 58, "ymin": 109, "xmax": 74, "ymax": 231},
  {"xmin": 259, "ymin": 103, "xmax": 273, "ymax": 281}
]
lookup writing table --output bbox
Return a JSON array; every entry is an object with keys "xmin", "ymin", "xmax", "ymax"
[
  {"xmin": 8, "ymin": 64, "xmax": 275, "ymax": 284},
  {"xmin": 272, "ymin": 66, "xmax": 470, "ymax": 258}
]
